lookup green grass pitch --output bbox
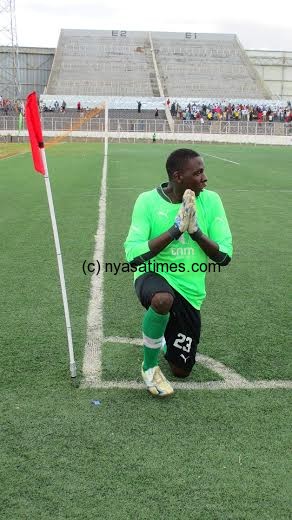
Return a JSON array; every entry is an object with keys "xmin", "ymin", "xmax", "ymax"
[{"xmin": 1, "ymin": 142, "xmax": 291, "ymax": 519}]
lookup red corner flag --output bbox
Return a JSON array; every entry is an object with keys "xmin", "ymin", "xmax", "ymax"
[
  {"xmin": 25, "ymin": 92, "xmax": 45, "ymax": 175},
  {"xmin": 24, "ymin": 92, "xmax": 76, "ymax": 379}
]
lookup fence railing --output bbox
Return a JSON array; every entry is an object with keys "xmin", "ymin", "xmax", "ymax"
[{"xmin": 0, "ymin": 116, "xmax": 291, "ymax": 136}]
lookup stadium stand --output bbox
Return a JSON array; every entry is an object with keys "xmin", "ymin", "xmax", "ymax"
[
  {"xmin": 151, "ymin": 32, "xmax": 271, "ymax": 99},
  {"xmin": 3, "ymin": 29, "xmax": 291, "ymax": 142},
  {"xmin": 46, "ymin": 30, "xmax": 272, "ymax": 100},
  {"xmin": 46, "ymin": 29, "xmax": 158, "ymax": 97},
  {"xmin": 39, "ymin": 108, "xmax": 167, "ymax": 132},
  {"xmin": 108, "ymin": 109, "xmax": 166, "ymax": 120}
]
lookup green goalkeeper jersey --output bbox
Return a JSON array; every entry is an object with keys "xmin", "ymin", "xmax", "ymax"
[{"xmin": 124, "ymin": 185, "xmax": 233, "ymax": 310}]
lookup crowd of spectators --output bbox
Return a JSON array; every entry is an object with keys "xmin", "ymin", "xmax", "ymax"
[
  {"xmin": 39, "ymin": 100, "xmax": 96, "ymax": 113},
  {"xmin": 39, "ymin": 99, "xmax": 68, "ymax": 112},
  {"xmin": 0, "ymin": 96, "xmax": 24, "ymax": 115},
  {"xmin": 1, "ymin": 94, "xmax": 292, "ymax": 127},
  {"xmin": 168, "ymin": 100, "xmax": 292, "ymax": 123}
]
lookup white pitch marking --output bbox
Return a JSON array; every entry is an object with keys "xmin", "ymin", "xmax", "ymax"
[
  {"xmin": 232, "ymin": 189, "xmax": 292, "ymax": 193},
  {"xmin": 1, "ymin": 141, "xmax": 66, "ymax": 162},
  {"xmin": 1, "ymin": 150, "xmax": 29, "ymax": 161},
  {"xmin": 81, "ymin": 138, "xmax": 290, "ymax": 390},
  {"xmin": 202, "ymin": 152, "xmax": 240, "ymax": 165},
  {"xmin": 80, "ymin": 378, "xmax": 292, "ymax": 390},
  {"xmin": 103, "ymin": 335, "xmax": 248, "ymax": 384},
  {"xmin": 82, "ymin": 138, "xmax": 108, "ymax": 381},
  {"xmin": 80, "ymin": 336, "xmax": 292, "ymax": 390}
]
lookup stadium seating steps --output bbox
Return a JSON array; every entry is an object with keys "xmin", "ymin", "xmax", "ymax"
[{"xmin": 45, "ymin": 29, "xmax": 271, "ymax": 99}]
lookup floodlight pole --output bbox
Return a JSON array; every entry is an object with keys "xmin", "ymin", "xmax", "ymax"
[{"xmin": 0, "ymin": 0, "xmax": 21, "ymax": 100}]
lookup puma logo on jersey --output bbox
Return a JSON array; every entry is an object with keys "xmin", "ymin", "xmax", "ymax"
[
  {"xmin": 214, "ymin": 217, "xmax": 224, "ymax": 224},
  {"xmin": 178, "ymin": 234, "xmax": 186, "ymax": 244}
]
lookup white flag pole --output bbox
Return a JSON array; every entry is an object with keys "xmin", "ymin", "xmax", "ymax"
[{"xmin": 40, "ymin": 148, "xmax": 77, "ymax": 379}]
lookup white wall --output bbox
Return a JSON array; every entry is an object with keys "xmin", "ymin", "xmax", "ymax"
[
  {"xmin": 3, "ymin": 130, "xmax": 292, "ymax": 146},
  {"xmin": 246, "ymin": 50, "xmax": 292, "ymax": 100}
]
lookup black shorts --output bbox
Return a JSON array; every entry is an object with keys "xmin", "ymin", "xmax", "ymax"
[{"xmin": 135, "ymin": 272, "xmax": 201, "ymax": 373}]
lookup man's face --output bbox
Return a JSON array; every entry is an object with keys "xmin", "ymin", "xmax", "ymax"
[{"xmin": 174, "ymin": 156, "xmax": 207, "ymax": 196}]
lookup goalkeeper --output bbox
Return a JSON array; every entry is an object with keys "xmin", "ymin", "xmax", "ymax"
[{"xmin": 124, "ymin": 148, "xmax": 233, "ymax": 397}]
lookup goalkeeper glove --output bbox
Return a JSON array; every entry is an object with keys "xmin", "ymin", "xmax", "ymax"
[
  {"xmin": 188, "ymin": 198, "xmax": 198, "ymax": 234},
  {"xmin": 169, "ymin": 189, "xmax": 195, "ymax": 239},
  {"xmin": 188, "ymin": 194, "xmax": 204, "ymax": 241}
]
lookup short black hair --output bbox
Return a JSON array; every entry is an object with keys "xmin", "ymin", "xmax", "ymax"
[{"xmin": 166, "ymin": 148, "xmax": 200, "ymax": 178}]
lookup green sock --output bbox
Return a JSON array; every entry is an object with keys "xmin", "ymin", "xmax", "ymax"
[
  {"xmin": 142, "ymin": 306, "xmax": 169, "ymax": 371},
  {"xmin": 161, "ymin": 338, "xmax": 167, "ymax": 355}
]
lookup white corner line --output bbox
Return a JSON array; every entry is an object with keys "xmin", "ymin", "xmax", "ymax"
[
  {"xmin": 103, "ymin": 335, "xmax": 247, "ymax": 384},
  {"xmin": 80, "ymin": 378, "xmax": 292, "ymax": 390}
]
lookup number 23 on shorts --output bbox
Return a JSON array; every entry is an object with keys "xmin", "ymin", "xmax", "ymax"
[{"xmin": 173, "ymin": 333, "xmax": 192, "ymax": 353}]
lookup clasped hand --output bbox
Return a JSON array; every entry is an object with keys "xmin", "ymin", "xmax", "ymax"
[{"xmin": 174, "ymin": 189, "xmax": 198, "ymax": 234}]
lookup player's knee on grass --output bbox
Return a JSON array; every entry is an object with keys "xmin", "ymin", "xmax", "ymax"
[
  {"xmin": 169, "ymin": 362, "xmax": 191, "ymax": 378},
  {"xmin": 151, "ymin": 292, "xmax": 174, "ymax": 315}
]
